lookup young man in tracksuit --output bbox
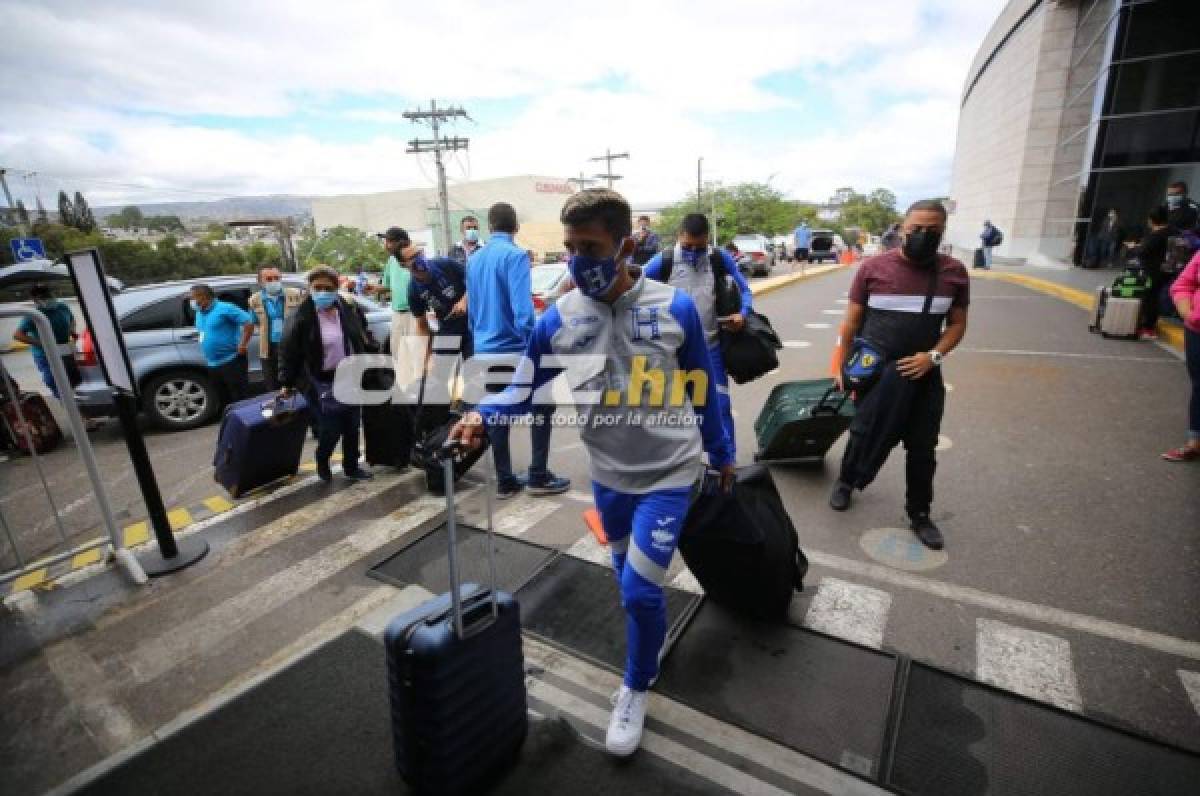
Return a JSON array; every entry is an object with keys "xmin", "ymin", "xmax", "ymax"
[
  {"xmin": 451, "ymin": 189, "xmax": 735, "ymax": 757},
  {"xmin": 644, "ymin": 212, "xmax": 752, "ymax": 457}
]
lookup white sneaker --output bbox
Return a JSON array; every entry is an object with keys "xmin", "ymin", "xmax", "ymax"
[{"xmin": 606, "ymin": 685, "xmax": 648, "ymax": 757}]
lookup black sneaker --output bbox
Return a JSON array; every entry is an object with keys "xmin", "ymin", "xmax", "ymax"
[
  {"xmin": 910, "ymin": 514, "xmax": 944, "ymax": 550},
  {"xmin": 316, "ymin": 459, "xmax": 333, "ymax": 483},
  {"xmin": 829, "ymin": 481, "xmax": 853, "ymax": 511},
  {"xmin": 526, "ymin": 473, "xmax": 571, "ymax": 496},
  {"xmin": 496, "ymin": 480, "xmax": 524, "ymax": 500},
  {"xmin": 343, "ymin": 468, "xmax": 375, "ymax": 482}
]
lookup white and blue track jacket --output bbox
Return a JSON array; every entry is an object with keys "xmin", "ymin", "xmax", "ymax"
[{"xmin": 478, "ymin": 277, "xmax": 734, "ymax": 494}]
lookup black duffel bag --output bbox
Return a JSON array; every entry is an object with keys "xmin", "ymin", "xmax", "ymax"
[
  {"xmin": 720, "ymin": 310, "xmax": 782, "ymax": 385},
  {"xmin": 679, "ymin": 464, "xmax": 808, "ymax": 621}
]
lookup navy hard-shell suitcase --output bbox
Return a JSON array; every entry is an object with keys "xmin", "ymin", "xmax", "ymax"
[
  {"xmin": 213, "ymin": 393, "xmax": 309, "ymax": 497},
  {"xmin": 384, "ymin": 447, "xmax": 527, "ymax": 795}
]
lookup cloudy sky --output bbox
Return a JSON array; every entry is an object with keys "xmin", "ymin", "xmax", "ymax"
[{"xmin": 0, "ymin": 0, "xmax": 1006, "ymax": 210}]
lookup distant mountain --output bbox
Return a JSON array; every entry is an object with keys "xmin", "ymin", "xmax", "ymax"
[{"xmin": 93, "ymin": 195, "xmax": 314, "ymax": 223}]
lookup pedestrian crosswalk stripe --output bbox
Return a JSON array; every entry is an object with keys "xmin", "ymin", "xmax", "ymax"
[
  {"xmin": 670, "ymin": 568, "xmax": 704, "ymax": 595},
  {"xmin": 565, "ymin": 533, "xmax": 611, "ymax": 568},
  {"xmin": 493, "ymin": 496, "xmax": 561, "ymax": 537},
  {"xmin": 1178, "ymin": 670, "xmax": 1200, "ymax": 717},
  {"xmin": 123, "ymin": 495, "xmax": 447, "ymax": 684},
  {"xmin": 803, "ymin": 577, "xmax": 892, "ymax": 649},
  {"xmin": 976, "ymin": 619, "xmax": 1082, "ymax": 712}
]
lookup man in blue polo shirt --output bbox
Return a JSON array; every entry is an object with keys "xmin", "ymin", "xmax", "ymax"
[{"xmin": 190, "ymin": 284, "xmax": 255, "ymax": 403}]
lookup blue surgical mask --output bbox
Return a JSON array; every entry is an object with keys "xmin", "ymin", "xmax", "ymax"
[
  {"xmin": 1167, "ymin": 194, "xmax": 1184, "ymax": 208},
  {"xmin": 311, "ymin": 290, "xmax": 337, "ymax": 310},
  {"xmin": 464, "ymin": 228, "xmax": 480, "ymax": 243},
  {"xmin": 263, "ymin": 281, "xmax": 283, "ymax": 295},
  {"xmin": 568, "ymin": 239, "xmax": 627, "ymax": 299},
  {"xmin": 680, "ymin": 246, "xmax": 704, "ymax": 266},
  {"xmin": 410, "ymin": 253, "xmax": 429, "ymax": 274}
]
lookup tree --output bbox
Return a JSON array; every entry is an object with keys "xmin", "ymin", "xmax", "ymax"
[
  {"xmin": 298, "ymin": 225, "xmax": 387, "ymax": 271},
  {"xmin": 655, "ymin": 181, "xmax": 803, "ymax": 245},
  {"xmin": 106, "ymin": 205, "xmax": 145, "ymax": 229},
  {"xmin": 73, "ymin": 191, "xmax": 96, "ymax": 232},
  {"xmin": 836, "ymin": 186, "xmax": 901, "ymax": 237},
  {"xmin": 15, "ymin": 199, "xmax": 30, "ymax": 227},
  {"xmin": 35, "ymin": 197, "xmax": 48, "ymax": 224},
  {"xmin": 57, "ymin": 190, "xmax": 75, "ymax": 227}
]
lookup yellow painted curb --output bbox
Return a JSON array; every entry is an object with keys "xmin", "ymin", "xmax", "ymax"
[
  {"xmin": 71, "ymin": 548, "xmax": 103, "ymax": 569},
  {"xmin": 12, "ymin": 568, "xmax": 47, "ymax": 592},
  {"xmin": 203, "ymin": 496, "xmax": 234, "ymax": 514},
  {"xmin": 749, "ymin": 263, "xmax": 847, "ymax": 298},
  {"xmin": 974, "ymin": 270, "xmax": 1185, "ymax": 354},
  {"xmin": 123, "ymin": 521, "xmax": 150, "ymax": 547}
]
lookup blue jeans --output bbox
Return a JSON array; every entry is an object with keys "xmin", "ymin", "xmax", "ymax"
[
  {"xmin": 487, "ymin": 405, "xmax": 554, "ymax": 488},
  {"xmin": 982, "ymin": 246, "xmax": 994, "ymax": 267},
  {"xmin": 1187, "ymin": 327, "xmax": 1199, "ymax": 441},
  {"xmin": 33, "ymin": 355, "xmax": 61, "ymax": 399},
  {"xmin": 708, "ymin": 343, "xmax": 735, "ymax": 457},
  {"xmin": 593, "ymin": 482, "xmax": 693, "ymax": 690}
]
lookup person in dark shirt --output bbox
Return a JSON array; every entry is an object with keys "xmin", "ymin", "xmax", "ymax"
[
  {"xmin": 1166, "ymin": 181, "xmax": 1199, "ymax": 232},
  {"xmin": 1135, "ymin": 205, "xmax": 1173, "ymax": 340},
  {"xmin": 828, "ymin": 200, "xmax": 970, "ymax": 550},
  {"xmin": 632, "ymin": 215, "xmax": 661, "ymax": 265},
  {"xmin": 406, "ymin": 245, "xmax": 471, "ymax": 359}
]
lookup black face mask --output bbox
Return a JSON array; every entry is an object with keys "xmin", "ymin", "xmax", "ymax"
[{"xmin": 902, "ymin": 228, "xmax": 942, "ymax": 265}]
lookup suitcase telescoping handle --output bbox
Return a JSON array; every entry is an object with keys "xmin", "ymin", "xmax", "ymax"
[
  {"xmin": 437, "ymin": 439, "xmax": 499, "ymax": 641},
  {"xmin": 813, "ymin": 386, "xmax": 851, "ymax": 416}
]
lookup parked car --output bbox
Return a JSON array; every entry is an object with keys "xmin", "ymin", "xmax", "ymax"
[
  {"xmin": 531, "ymin": 264, "xmax": 572, "ymax": 316},
  {"xmin": 862, "ymin": 235, "xmax": 882, "ymax": 257},
  {"xmin": 73, "ymin": 274, "xmax": 391, "ymax": 431},
  {"xmin": 807, "ymin": 230, "xmax": 839, "ymax": 263},
  {"xmin": 730, "ymin": 234, "xmax": 776, "ymax": 277}
]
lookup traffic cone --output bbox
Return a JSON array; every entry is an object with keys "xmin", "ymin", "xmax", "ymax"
[{"xmin": 583, "ymin": 508, "xmax": 608, "ymax": 545}]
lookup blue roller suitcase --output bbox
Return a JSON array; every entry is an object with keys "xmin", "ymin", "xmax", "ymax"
[
  {"xmin": 213, "ymin": 393, "xmax": 310, "ymax": 497},
  {"xmin": 385, "ymin": 448, "xmax": 527, "ymax": 795}
]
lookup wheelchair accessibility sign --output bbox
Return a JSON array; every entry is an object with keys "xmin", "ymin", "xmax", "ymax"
[{"xmin": 9, "ymin": 237, "xmax": 46, "ymax": 262}]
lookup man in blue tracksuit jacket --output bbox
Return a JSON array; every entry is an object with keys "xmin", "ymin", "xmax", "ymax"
[
  {"xmin": 452, "ymin": 189, "xmax": 735, "ymax": 758},
  {"xmin": 466, "ymin": 202, "xmax": 569, "ymax": 498},
  {"xmin": 644, "ymin": 212, "xmax": 752, "ymax": 458}
]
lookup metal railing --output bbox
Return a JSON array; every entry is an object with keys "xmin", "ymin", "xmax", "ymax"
[{"xmin": 0, "ymin": 307, "xmax": 146, "ymax": 590}]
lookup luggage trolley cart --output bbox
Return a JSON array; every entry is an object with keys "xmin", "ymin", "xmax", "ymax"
[{"xmin": 752, "ymin": 378, "xmax": 855, "ymax": 464}]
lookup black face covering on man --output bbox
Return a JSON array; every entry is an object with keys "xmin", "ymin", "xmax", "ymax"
[{"xmin": 903, "ymin": 229, "xmax": 942, "ymax": 265}]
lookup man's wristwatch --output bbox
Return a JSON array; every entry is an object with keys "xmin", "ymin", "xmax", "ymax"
[{"xmin": 929, "ymin": 350, "xmax": 944, "ymax": 367}]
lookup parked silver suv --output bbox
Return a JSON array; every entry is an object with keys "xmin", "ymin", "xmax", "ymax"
[{"xmin": 74, "ymin": 274, "xmax": 391, "ymax": 431}]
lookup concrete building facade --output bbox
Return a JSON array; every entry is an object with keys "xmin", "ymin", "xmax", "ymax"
[
  {"xmin": 946, "ymin": 0, "xmax": 1200, "ymax": 266},
  {"xmin": 311, "ymin": 175, "xmax": 579, "ymax": 258}
]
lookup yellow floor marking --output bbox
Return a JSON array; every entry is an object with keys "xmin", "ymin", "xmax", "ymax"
[
  {"xmin": 124, "ymin": 521, "xmax": 150, "ymax": 547},
  {"xmin": 72, "ymin": 548, "xmax": 104, "ymax": 569},
  {"xmin": 12, "ymin": 568, "xmax": 48, "ymax": 592},
  {"xmin": 167, "ymin": 508, "xmax": 192, "ymax": 530},
  {"xmin": 203, "ymin": 496, "xmax": 234, "ymax": 513}
]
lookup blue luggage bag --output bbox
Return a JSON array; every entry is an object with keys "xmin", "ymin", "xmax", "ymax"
[
  {"xmin": 385, "ymin": 446, "xmax": 527, "ymax": 795},
  {"xmin": 213, "ymin": 393, "xmax": 310, "ymax": 498}
]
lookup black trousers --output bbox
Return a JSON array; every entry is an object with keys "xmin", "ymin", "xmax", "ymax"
[
  {"xmin": 838, "ymin": 365, "xmax": 945, "ymax": 517},
  {"xmin": 261, "ymin": 342, "xmax": 281, "ymax": 391},
  {"xmin": 212, "ymin": 355, "xmax": 249, "ymax": 404}
]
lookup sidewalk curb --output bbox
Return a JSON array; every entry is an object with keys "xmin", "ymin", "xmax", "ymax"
[
  {"xmin": 749, "ymin": 263, "xmax": 847, "ymax": 298},
  {"xmin": 972, "ymin": 270, "xmax": 1185, "ymax": 354},
  {"xmin": 1, "ymin": 454, "xmax": 347, "ymax": 601}
]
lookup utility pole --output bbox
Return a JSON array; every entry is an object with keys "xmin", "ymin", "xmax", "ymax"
[
  {"xmin": 403, "ymin": 100, "xmax": 469, "ymax": 255},
  {"xmin": 567, "ymin": 172, "xmax": 597, "ymax": 192},
  {"xmin": 589, "ymin": 148, "xmax": 629, "ymax": 189},
  {"xmin": 0, "ymin": 168, "xmax": 28, "ymax": 237},
  {"xmin": 697, "ymin": 157, "xmax": 703, "ymax": 211}
]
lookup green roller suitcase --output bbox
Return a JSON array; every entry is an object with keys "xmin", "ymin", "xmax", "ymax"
[{"xmin": 753, "ymin": 378, "xmax": 855, "ymax": 464}]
